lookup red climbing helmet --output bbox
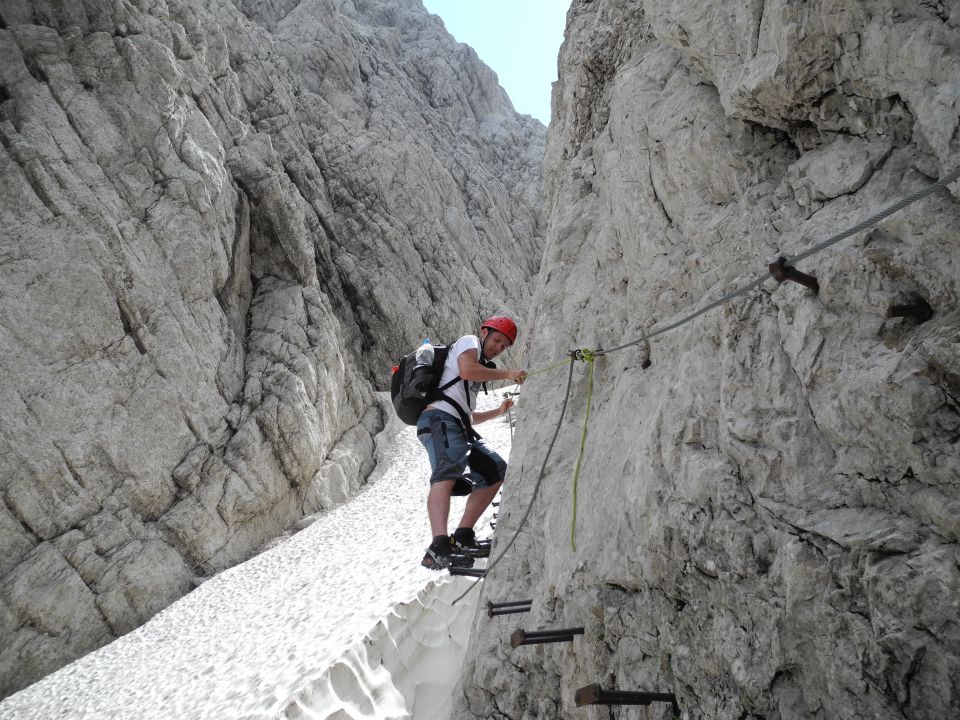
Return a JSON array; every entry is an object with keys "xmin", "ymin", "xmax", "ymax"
[{"xmin": 480, "ymin": 315, "xmax": 518, "ymax": 345}]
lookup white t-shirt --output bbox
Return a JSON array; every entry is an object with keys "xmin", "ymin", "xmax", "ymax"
[{"xmin": 428, "ymin": 335, "xmax": 482, "ymax": 421}]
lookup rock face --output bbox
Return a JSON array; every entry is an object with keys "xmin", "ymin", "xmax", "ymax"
[
  {"xmin": 0, "ymin": 0, "xmax": 544, "ymax": 697},
  {"xmin": 458, "ymin": 2, "xmax": 959, "ymax": 719}
]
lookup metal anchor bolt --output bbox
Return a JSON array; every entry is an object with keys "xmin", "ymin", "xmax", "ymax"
[{"xmin": 769, "ymin": 256, "xmax": 820, "ymax": 294}]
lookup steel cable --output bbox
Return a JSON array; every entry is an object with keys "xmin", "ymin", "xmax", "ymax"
[{"xmin": 597, "ymin": 164, "xmax": 960, "ymax": 358}]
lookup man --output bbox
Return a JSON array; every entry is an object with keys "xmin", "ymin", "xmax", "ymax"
[{"xmin": 417, "ymin": 316, "xmax": 527, "ymax": 570}]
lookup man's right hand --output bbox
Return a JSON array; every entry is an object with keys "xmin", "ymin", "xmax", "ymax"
[{"xmin": 512, "ymin": 369, "xmax": 527, "ymax": 385}]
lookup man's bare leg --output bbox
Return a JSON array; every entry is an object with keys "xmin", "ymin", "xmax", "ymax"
[
  {"xmin": 457, "ymin": 480, "xmax": 502, "ymax": 531},
  {"xmin": 428, "ymin": 480, "xmax": 456, "ymax": 537}
]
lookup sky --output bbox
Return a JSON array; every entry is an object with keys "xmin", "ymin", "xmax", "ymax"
[{"xmin": 421, "ymin": 0, "xmax": 570, "ymax": 126}]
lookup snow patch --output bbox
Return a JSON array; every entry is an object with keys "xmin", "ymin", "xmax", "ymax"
[{"xmin": 0, "ymin": 391, "xmax": 516, "ymax": 720}]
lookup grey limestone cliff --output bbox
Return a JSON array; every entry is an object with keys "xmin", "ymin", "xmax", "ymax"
[
  {"xmin": 458, "ymin": 1, "xmax": 960, "ymax": 719},
  {"xmin": 0, "ymin": 0, "xmax": 544, "ymax": 697}
]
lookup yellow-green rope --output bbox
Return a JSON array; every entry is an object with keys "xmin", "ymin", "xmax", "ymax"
[
  {"xmin": 525, "ymin": 356, "xmax": 573, "ymax": 379},
  {"xmin": 570, "ymin": 349, "xmax": 597, "ymax": 551}
]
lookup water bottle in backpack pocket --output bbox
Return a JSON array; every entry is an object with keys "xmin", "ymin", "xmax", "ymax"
[{"xmin": 414, "ymin": 338, "xmax": 434, "ymax": 366}]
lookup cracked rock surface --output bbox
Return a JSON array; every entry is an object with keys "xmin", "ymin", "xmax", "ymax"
[
  {"xmin": 0, "ymin": 0, "xmax": 543, "ymax": 696},
  {"xmin": 457, "ymin": 1, "xmax": 959, "ymax": 718}
]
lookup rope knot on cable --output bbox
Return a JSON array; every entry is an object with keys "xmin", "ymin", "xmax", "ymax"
[{"xmin": 573, "ymin": 348, "xmax": 598, "ymax": 363}]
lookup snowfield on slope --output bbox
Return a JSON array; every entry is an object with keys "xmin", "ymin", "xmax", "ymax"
[{"xmin": 0, "ymin": 391, "xmax": 515, "ymax": 720}]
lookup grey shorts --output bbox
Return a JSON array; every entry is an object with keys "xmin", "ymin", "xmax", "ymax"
[{"xmin": 416, "ymin": 409, "xmax": 507, "ymax": 496}]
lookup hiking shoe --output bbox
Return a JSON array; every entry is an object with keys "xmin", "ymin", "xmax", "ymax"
[
  {"xmin": 451, "ymin": 528, "xmax": 490, "ymax": 558},
  {"xmin": 421, "ymin": 542, "xmax": 474, "ymax": 571}
]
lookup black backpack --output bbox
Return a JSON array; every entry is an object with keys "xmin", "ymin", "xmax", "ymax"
[
  {"xmin": 390, "ymin": 342, "xmax": 489, "ymax": 438},
  {"xmin": 391, "ymin": 343, "xmax": 460, "ymax": 422}
]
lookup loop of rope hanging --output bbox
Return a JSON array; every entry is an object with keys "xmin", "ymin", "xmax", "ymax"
[{"xmin": 569, "ymin": 349, "xmax": 597, "ymax": 551}]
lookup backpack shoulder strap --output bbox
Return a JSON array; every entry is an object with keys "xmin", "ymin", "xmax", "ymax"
[
  {"xmin": 438, "ymin": 375, "xmax": 461, "ymax": 391},
  {"xmin": 432, "ymin": 341, "xmax": 481, "ymax": 440},
  {"xmin": 438, "ymin": 390, "xmax": 480, "ymax": 441}
]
